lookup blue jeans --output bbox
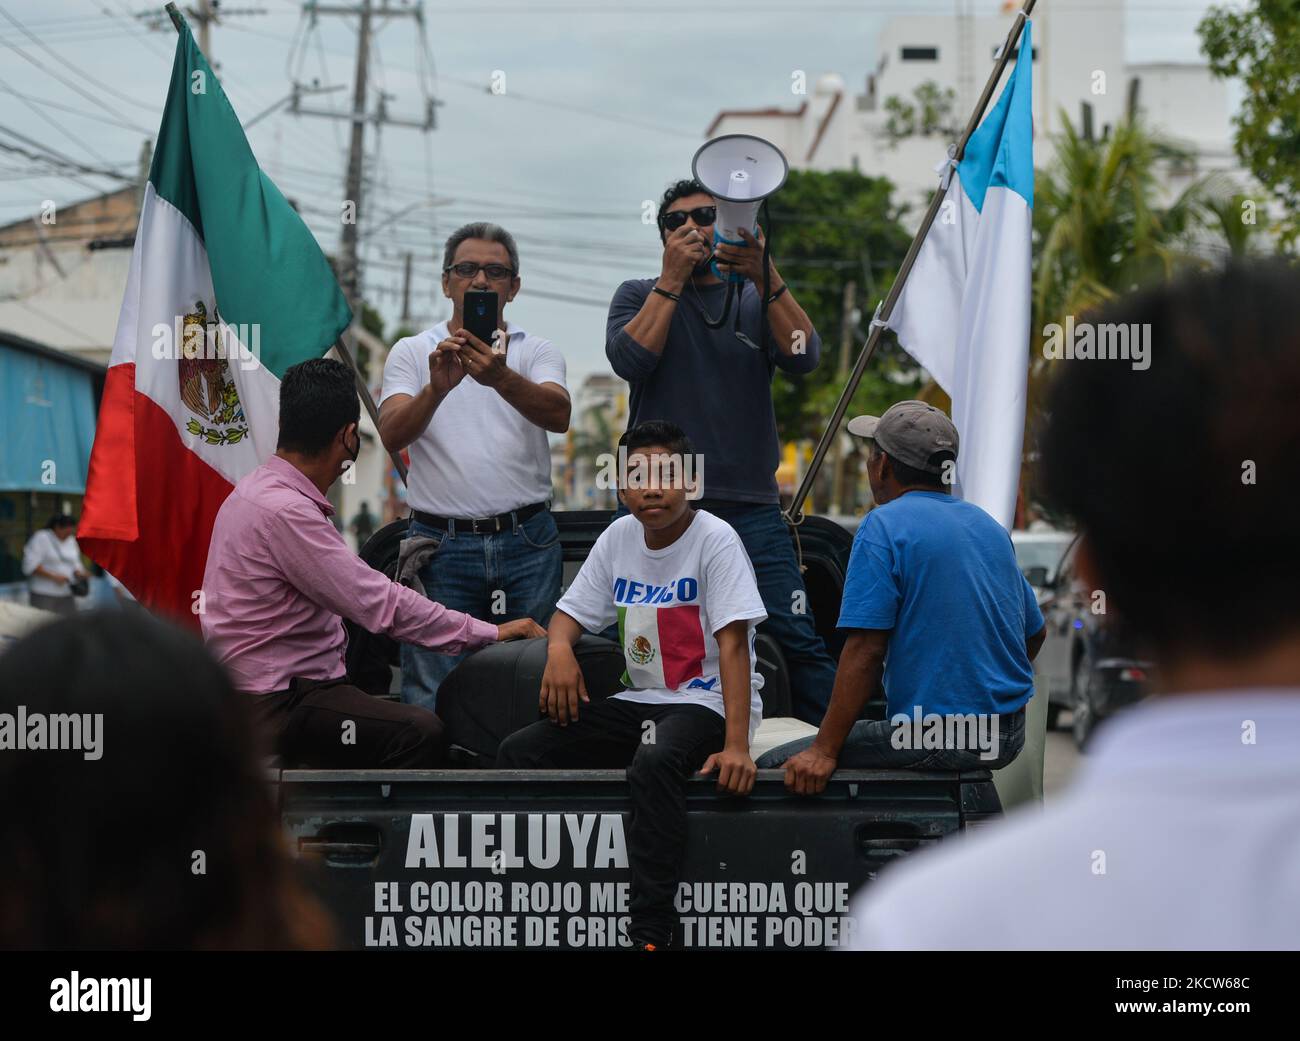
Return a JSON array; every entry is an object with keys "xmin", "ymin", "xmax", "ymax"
[
  {"xmin": 756, "ymin": 707, "xmax": 1026, "ymax": 769},
  {"xmin": 400, "ymin": 509, "xmax": 562, "ymax": 712},
  {"xmin": 613, "ymin": 501, "xmax": 838, "ymax": 723}
]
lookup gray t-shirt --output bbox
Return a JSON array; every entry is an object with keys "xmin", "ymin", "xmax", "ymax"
[{"xmin": 605, "ymin": 278, "xmax": 822, "ymax": 504}]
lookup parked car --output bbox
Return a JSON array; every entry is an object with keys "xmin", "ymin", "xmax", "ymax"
[
  {"xmin": 1011, "ymin": 529, "xmax": 1074, "ymax": 605},
  {"xmin": 1035, "ymin": 535, "xmax": 1153, "ymax": 748}
]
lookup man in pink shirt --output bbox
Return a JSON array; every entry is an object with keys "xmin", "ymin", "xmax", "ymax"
[{"xmin": 202, "ymin": 358, "xmax": 543, "ymax": 767}]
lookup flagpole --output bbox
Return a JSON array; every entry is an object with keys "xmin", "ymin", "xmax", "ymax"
[
  {"xmin": 161, "ymin": 4, "xmax": 409, "ymax": 487},
  {"xmin": 333, "ymin": 336, "xmax": 409, "ymax": 483},
  {"xmin": 784, "ymin": 0, "xmax": 1038, "ymax": 525}
]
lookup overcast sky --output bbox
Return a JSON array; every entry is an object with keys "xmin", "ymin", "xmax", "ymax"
[{"xmin": 1, "ymin": 0, "xmax": 1223, "ymax": 384}]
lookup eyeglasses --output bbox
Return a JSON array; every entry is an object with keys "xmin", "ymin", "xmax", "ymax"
[
  {"xmin": 444, "ymin": 261, "xmax": 516, "ymax": 281},
  {"xmin": 659, "ymin": 205, "xmax": 716, "ymax": 232}
]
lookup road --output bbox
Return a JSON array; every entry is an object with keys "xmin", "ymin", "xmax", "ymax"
[{"xmin": 1042, "ymin": 711, "xmax": 1083, "ymax": 800}]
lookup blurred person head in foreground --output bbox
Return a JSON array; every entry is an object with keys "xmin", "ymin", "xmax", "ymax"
[
  {"xmin": 0, "ymin": 610, "xmax": 334, "ymax": 949},
  {"xmin": 847, "ymin": 259, "xmax": 1300, "ymax": 950}
]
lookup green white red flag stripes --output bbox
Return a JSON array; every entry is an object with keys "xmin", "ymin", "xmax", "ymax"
[
  {"xmin": 78, "ymin": 15, "xmax": 351, "ymax": 622},
  {"xmin": 616, "ymin": 603, "xmax": 707, "ymax": 690}
]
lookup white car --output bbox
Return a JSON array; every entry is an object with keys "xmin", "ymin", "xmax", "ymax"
[{"xmin": 1011, "ymin": 529, "xmax": 1074, "ymax": 604}]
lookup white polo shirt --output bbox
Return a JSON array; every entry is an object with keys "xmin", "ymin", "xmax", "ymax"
[
  {"xmin": 380, "ymin": 320, "xmax": 567, "ymax": 517},
  {"xmin": 22, "ymin": 529, "xmax": 82, "ymax": 599},
  {"xmin": 848, "ymin": 690, "xmax": 1300, "ymax": 950}
]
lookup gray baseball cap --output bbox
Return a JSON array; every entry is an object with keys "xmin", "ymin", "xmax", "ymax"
[{"xmin": 847, "ymin": 400, "xmax": 959, "ymax": 475}]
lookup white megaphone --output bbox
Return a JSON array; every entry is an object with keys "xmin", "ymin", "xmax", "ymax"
[{"xmin": 691, "ymin": 134, "xmax": 789, "ymax": 283}]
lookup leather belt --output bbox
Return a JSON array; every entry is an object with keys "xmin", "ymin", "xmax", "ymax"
[{"xmin": 411, "ymin": 501, "xmax": 547, "ymax": 535}]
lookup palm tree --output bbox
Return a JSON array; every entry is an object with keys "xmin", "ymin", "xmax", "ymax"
[
  {"xmin": 569, "ymin": 401, "xmax": 618, "ymax": 510},
  {"xmin": 1032, "ymin": 110, "xmax": 1205, "ymax": 334},
  {"xmin": 1024, "ymin": 109, "xmax": 1254, "ymax": 518},
  {"xmin": 1184, "ymin": 173, "xmax": 1270, "ymax": 261}
]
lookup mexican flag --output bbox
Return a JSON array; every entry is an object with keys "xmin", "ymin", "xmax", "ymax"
[
  {"xmin": 617, "ymin": 603, "xmax": 706, "ymax": 690},
  {"xmin": 78, "ymin": 16, "xmax": 351, "ymax": 623}
]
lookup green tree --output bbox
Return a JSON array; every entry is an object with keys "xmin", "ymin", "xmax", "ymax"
[
  {"xmin": 883, "ymin": 80, "xmax": 962, "ymax": 145},
  {"xmin": 1194, "ymin": 178, "xmax": 1270, "ymax": 258},
  {"xmin": 765, "ymin": 168, "xmax": 917, "ymax": 443},
  {"xmin": 355, "ymin": 300, "xmax": 387, "ymax": 382},
  {"xmin": 569, "ymin": 401, "xmax": 618, "ymax": 510},
  {"xmin": 1199, "ymin": 0, "xmax": 1300, "ymax": 250},
  {"xmin": 1032, "ymin": 111, "xmax": 1204, "ymax": 329},
  {"xmin": 1026, "ymin": 109, "xmax": 1250, "ymax": 519}
]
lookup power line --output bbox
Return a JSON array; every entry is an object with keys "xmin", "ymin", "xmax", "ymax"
[
  {"xmin": 220, "ymin": 19, "xmax": 698, "ymax": 141},
  {"xmin": 0, "ymin": 124, "xmax": 135, "ymax": 185},
  {"xmin": 0, "ymin": 79, "xmax": 154, "ymax": 136},
  {"xmin": 0, "ymin": 71, "xmax": 123, "ymax": 171},
  {"xmin": 0, "ymin": 4, "xmax": 160, "ymax": 115}
]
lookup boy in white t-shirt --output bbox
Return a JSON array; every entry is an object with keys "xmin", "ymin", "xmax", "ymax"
[{"xmin": 497, "ymin": 421, "xmax": 767, "ymax": 950}]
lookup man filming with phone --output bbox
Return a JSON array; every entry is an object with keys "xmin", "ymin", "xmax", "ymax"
[
  {"xmin": 379, "ymin": 222, "xmax": 571, "ymax": 711},
  {"xmin": 605, "ymin": 180, "xmax": 839, "ymax": 724}
]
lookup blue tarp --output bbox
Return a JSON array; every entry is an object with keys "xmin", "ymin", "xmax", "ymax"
[{"xmin": 0, "ymin": 343, "xmax": 98, "ymax": 493}]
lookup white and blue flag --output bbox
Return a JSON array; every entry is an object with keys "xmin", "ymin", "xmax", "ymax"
[{"xmin": 886, "ymin": 21, "xmax": 1034, "ymax": 531}]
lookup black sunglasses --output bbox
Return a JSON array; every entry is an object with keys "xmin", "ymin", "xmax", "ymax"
[
  {"xmin": 444, "ymin": 261, "xmax": 516, "ymax": 281},
  {"xmin": 659, "ymin": 205, "xmax": 716, "ymax": 232}
]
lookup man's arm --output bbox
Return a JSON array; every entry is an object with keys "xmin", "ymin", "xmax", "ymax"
[
  {"xmin": 378, "ymin": 338, "xmax": 466, "ymax": 452},
  {"xmin": 785, "ymin": 629, "xmax": 890, "ymax": 796},
  {"xmin": 378, "ymin": 391, "xmax": 432, "ymax": 453},
  {"xmin": 270, "ymin": 502, "xmax": 504, "ymax": 651},
  {"xmin": 713, "ymin": 227, "xmax": 819, "ymax": 369},
  {"xmin": 540, "ymin": 610, "xmax": 588, "ymax": 724},
  {"xmin": 605, "ymin": 227, "xmax": 711, "ymax": 380},
  {"xmin": 615, "ymin": 225, "xmax": 711, "ymax": 364},
  {"xmin": 454, "ymin": 331, "xmax": 571, "ymax": 433},
  {"xmin": 494, "ymin": 373, "xmax": 570, "ymax": 433},
  {"xmin": 699, "ymin": 619, "xmax": 757, "ymax": 796},
  {"xmin": 1021, "ymin": 572, "xmax": 1047, "ymax": 663}
]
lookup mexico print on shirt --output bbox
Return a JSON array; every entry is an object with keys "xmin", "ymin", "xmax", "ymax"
[{"xmin": 614, "ymin": 576, "xmax": 709, "ymax": 692}]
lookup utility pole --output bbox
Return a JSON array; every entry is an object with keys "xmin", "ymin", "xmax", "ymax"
[
  {"xmin": 289, "ymin": 0, "xmax": 435, "ymax": 494},
  {"xmin": 141, "ymin": 3, "xmax": 268, "ymax": 64},
  {"xmin": 135, "ymin": 138, "xmax": 153, "ymax": 211},
  {"xmin": 401, "ymin": 251, "xmax": 413, "ymax": 326},
  {"xmin": 340, "ymin": 0, "xmax": 371, "ymax": 310},
  {"xmin": 829, "ymin": 281, "xmax": 857, "ymax": 515},
  {"xmin": 192, "ymin": 0, "xmax": 217, "ymax": 58},
  {"xmin": 292, "ymin": 0, "xmax": 436, "ymax": 314}
]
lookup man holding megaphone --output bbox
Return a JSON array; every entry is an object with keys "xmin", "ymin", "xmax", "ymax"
[{"xmin": 605, "ymin": 142, "xmax": 838, "ymax": 724}]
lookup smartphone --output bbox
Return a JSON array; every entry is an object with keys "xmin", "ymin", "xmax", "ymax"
[{"xmin": 463, "ymin": 290, "xmax": 498, "ymax": 348}]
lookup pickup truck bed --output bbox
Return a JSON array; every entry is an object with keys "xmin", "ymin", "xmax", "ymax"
[
  {"xmin": 281, "ymin": 767, "xmax": 1002, "ymax": 950},
  {"xmin": 288, "ymin": 509, "xmax": 1002, "ymax": 950}
]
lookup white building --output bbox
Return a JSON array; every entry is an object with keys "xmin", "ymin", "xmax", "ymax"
[
  {"xmin": 707, "ymin": 1, "xmax": 1239, "ymax": 220},
  {"xmin": 0, "ymin": 185, "xmax": 139, "ymax": 367}
]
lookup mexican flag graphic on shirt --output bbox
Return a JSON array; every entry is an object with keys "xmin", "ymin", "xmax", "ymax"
[{"xmin": 616, "ymin": 603, "xmax": 708, "ymax": 691}]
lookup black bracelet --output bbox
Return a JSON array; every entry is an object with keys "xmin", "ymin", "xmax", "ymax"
[
  {"xmin": 652, "ymin": 285, "xmax": 680, "ymax": 302},
  {"xmin": 765, "ymin": 283, "xmax": 788, "ymax": 305}
]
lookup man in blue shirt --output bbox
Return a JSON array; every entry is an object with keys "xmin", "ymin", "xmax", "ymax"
[{"xmin": 758, "ymin": 401, "xmax": 1046, "ymax": 791}]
